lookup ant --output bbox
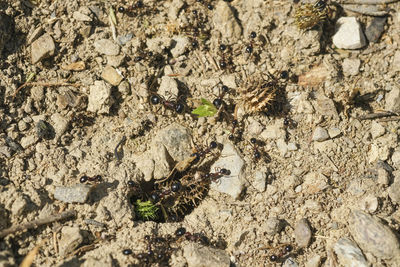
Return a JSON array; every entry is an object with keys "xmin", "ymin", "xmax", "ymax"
[
  {"xmin": 175, "ymin": 227, "xmax": 209, "ymax": 245},
  {"xmin": 150, "ymin": 182, "xmax": 182, "ymax": 203},
  {"xmin": 80, "ymin": 175, "xmax": 102, "ymax": 184},
  {"xmin": 228, "ymin": 119, "xmax": 243, "ymax": 141},
  {"xmin": 266, "ymin": 244, "xmax": 293, "ymax": 262},
  {"xmin": 217, "ymin": 43, "xmax": 234, "ymax": 71},
  {"xmin": 117, "ymin": 1, "xmax": 157, "ymax": 18},
  {"xmin": 202, "ymin": 168, "xmax": 231, "ymax": 183},
  {"xmin": 150, "ymin": 93, "xmax": 185, "ymax": 114},
  {"xmin": 191, "ymin": 140, "xmax": 218, "ymax": 163},
  {"xmin": 250, "ymin": 138, "xmax": 261, "ymax": 160},
  {"xmin": 213, "ymin": 85, "xmax": 229, "ymax": 109}
]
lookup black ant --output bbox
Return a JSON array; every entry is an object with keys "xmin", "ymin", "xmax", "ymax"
[
  {"xmin": 250, "ymin": 138, "xmax": 261, "ymax": 160},
  {"xmin": 213, "ymin": 85, "xmax": 229, "ymax": 109},
  {"xmin": 175, "ymin": 227, "xmax": 209, "ymax": 245},
  {"xmin": 191, "ymin": 141, "xmax": 218, "ymax": 163},
  {"xmin": 150, "ymin": 93, "xmax": 185, "ymax": 114},
  {"xmin": 228, "ymin": 119, "xmax": 243, "ymax": 141},
  {"xmin": 202, "ymin": 168, "xmax": 231, "ymax": 183},
  {"xmin": 150, "ymin": 181, "xmax": 182, "ymax": 204},
  {"xmin": 217, "ymin": 43, "xmax": 233, "ymax": 70},
  {"xmin": 268, "ymin": 244, "xmax": 293, "ymax": 262},
  {"xmin": 117, "ymin": 1, "xmax": 157, "ymax": 18},
  {"xmin": 80, "ymin": 175, "xmax": 102, "ymax": 184}
]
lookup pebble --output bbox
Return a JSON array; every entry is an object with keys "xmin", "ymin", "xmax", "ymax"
[
  {"xmin": 151, "ymin": 144, "xmax": 172, "ymax": 180},
  {"xmin": 27, "ymin": 26, "xmax": 43, "ymax": 45},
  {"xmin": 349, "ymin": 210, "xmax": 400, "ymax": 259},
  {"xmin": 294, "ymin": 218, "xmax": 312, "ymax": 248},
  {"xmin": 305, "ymin": 255, "xmax": 321, "ymax": 267},
  {"xmin": 315, "ymin": 96, "xmax": 339, "ymax": 118},
  {"xmin": 282, "ymin": 257, "xmax": 298, "ymax": 267},
  {"xmin": 31, "ymin": 33, "xmax": 56, "ymax": 64},
  {"xmin": 247, "ymin": 117, "xmax": 263, "ymax": 136},
  {"xmin": 183, "ymin": 243, "xmax": 230, "ymax": 267},
  {"xmin": 101, "ymin": 65, "xmax": 123, "ymax": 86},
  {"xmin": 168, "ymin": 0, "xmax": 184, "ymax": 20},
  {"xmin": 365, "ymin": 17, "xmax": 386, "ymax": 43},
  {"xmin": 392, "ymin": 151, "xmax": 400, "ymax": 166},
  {"xmin": 210, "ymin": 143, "xmax": 245, "ymax": 199},
  {"xmin": 332, "ymin": 17, "xmax": 366, "ymax": 49},
  {"xmin": 342, "ymin": 58, "xmax": 361, "ymax": 76},
  {"xmin": 262, "ymin": 217, "xmax": 281, "ymax": 235},
  {"xmin": 287, "ymin": 143, "xmax": 298, "ymax": 151},
  {"xmin": 334, "ymin": 237, "xmax": 369, "ymax": 267},
  {"xmin": 385, "ymin": 85, "xmax": 400, "ymax": 113},
  {"xmin": 297, "ymin": 29, "xmax": 321, "ymax": 56},
  {"xmin": 94, "ymin": 39, "xmax": 120, "ymax": 56},
  {"xmin": 328, "ymin": 127, "xmax": 341, "ymax": 139},
  {"xmin": 212, "ymin": 1, "xmax": 242, "ymax": 43},
  {"xmin": 370, "ymin": 121, "xmax": 385, "ymax": 139},
  {"xmin": 153, "ymin": 123, "xmax": 192, "ymax": 162},
  {"xmin": 253, "ymin": 170, "xmax": 266, "ymax": 192},
  {"xmin": 171, "ymin": 36, "xmax": 189, "ymax": 58},
  {"xmin": 20, "ymin": 135, "xmax": 37, "ymax": 148},
  {"xmin": 377, "ymin": 168, "xmax": 390, "ymax": 185},
  {"xmin": 360, "ymin": 195, "xmax": 378, "ymax": 213},
  {"xmin": 107, "ymin": 55, "xmax": 125, "ymax": 67},
  {"xmin": 11, "ymin": 195, "xmax": 27, "ymax": 216},
  {"xmin": 389, "ymin": 177, "xmax": 400, "ymax": 204},
  {"xmin": 50, "ymin": 113, "xmax": 69, "ymax": 138},
  {"xmin": 87, "ymin": 80, "xmax": 113, "ymax": 114},
  {"xmin": 302, "ymin": 172, "xmax": 329, "ymax": 194},
  {"xmin": 158, "ymin": 76, "xmax": 179, "ymax": 99},
  {"xmin": 393, "ymin": 51, "xmax": 400, "ymax": 72},
  {"xmin": 59, "ymin": 226, "xmax": 83, "ymax": 255},
  {"xmin": 73, "ymin": 11, "xmax": 92, "ymax": 22},
  {"xmin": 312, "ymin": 126, "xmax": 329, "ymax": 142},
  {"xmin": 17, "ymin": 120, "xmax": 28, "ymax": 131},
  {"xmin": 260, "ymin": 123, "xmax": 285, "ymax": 139},
  {"xmin": 54, "ymin": 184, "xmax": 92, "ymax": 203},
  {"xmin": 133, "ymin": 153, "xmax": 155, "ymax": 181}
]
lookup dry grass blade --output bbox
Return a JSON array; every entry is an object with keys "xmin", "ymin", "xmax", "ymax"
[{"xmin": 20, "ymin": 244, "xmax": 41, "ymax": 267}]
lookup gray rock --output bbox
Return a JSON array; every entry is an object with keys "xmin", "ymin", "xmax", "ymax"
[
  {"xmin": 158, "ymin": 76, "xmax": 179, "ymax": 99},
  {"xmin": 385, "ymin": 85, "xmax": 400, "ymax": 113},
  {"xmin": 31, "ymin": 86, "xmax": 45, "ymax": 101},
  {"xmin": 154, "ymin": 123, "xmax": 192, "ymax": 162},
  {"xmin": 305, "ymin": 255, "xmax": 321, "ymax": 267},
  {"xmin": 51, "ymin": 113, "xmax": 69, "ymax": 138},
  {"xmin": 332, "ymin": 17, "xmax": 366, "ymax": 49},
  {"xmin": 312, "ymin": 126, "xmax": 329, "ymax": 142},
  {"xmin": 151, "ymin": 144, "xmax": 172, "ymax": 180},
  {"xmin": 31, "ymin": 33, "xmax": 56, "ymax": 64},
  {"xmin": 370, "ymin": 121, "xmax": 385, "ymax": 139},
  {"xmin": 349, "ymin": 210, "xmax": 400, "ymax": 259},
  {"xmin": 94, "ymin": 39, "xmax": 120, "ymax": 56},
  {"xmin": 389, "ymin": 177, "xmax": 400, "ymax": 204},
  {"xmin": 294, "ymin": 218, "xmax": 312, "ymax": 248},
  {"xmin": 171, "ymin": 36, "xmax": 189, "ymax": 58},
  {"xmin": 393, "ymin": 50, "xmax": 400, "ymax": 72},
  {"xmin": 101, "ymin": 65, "xmax": 123, "ymax": 86},
  {"xmin": 342, "ymin": 58, "xmax": 361, "ymax": 76},
  {"xmin": 282, "ymin": 257, "xmax": 298, "ymax": 267},
  {"xmin": 54, "ymin": 184, "xmax": 92, "ymax": 203},
  {"xmin": 334, "ymin": 237, "xmax": 369, "ymax": 267},
  {"xmin": 365, "ymin": 17, "xmax": 386, "ymax": 43},
  {"xmin": 262, "ymin": 217, "xmax": 281, "ymax": 235},
  {"xmin": 59, "ymin": 226, "xmax": 83, "ymax": 255},
  {"xmin": 210, "ymin": 143, "xmax": 245, "ymax": 199},
  {"xmin": 183, "ymin": 243, "xmax": 230, "ymax": 267},
  {"xmin": 253, "ymin": 170, "xmax": 266, "ymax": 192},
  {"xmin": 87, "ymin": 81, "xmax": 113, "ymax": 114},
  {"xmin": 212, "ymin": 1, "xmax": 242, "ymax": 43}
]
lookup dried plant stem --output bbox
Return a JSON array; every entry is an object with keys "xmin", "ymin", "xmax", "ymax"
[{"xmin": 0, "ymin": 210, "xmax": 76, "ymax": 238}]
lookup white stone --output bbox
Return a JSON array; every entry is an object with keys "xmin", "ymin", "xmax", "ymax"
[
  {"xmin": 253, "ymin": 170, "xmax": 266, "ymax": 192},
  {"xmin": 385, "ymin": 85, "xmax": 400, "ymax": 113},
  {"xmin": 158, "ymin": 76, "xmax": 179, "ymax": 99},
  {"xmin": 370, "ymin": 121, "xmax": 385, "ymax": 139},
  {"xmin": 305, "ymin": 255, "xmax": 321, "ymax": 267},
  {"xmin": 328, "ymin": 127, "xmax": 341, "ymax": 138},
  {"xmin": 94, "ymin": 39, "xmax": 120, "ymax": 56},
  {"xmin": 20, "ymin": 135, "xmax": 37, "ymax": 148},
  {"xmin": 171, "ymin": 36, "xmax": 189, "ymax": 58},
  {"xmin": 87, "ymin": 81, "xmax": 113, "ymax": 114},
  {"xmin": 312, "ymin": 126, "xmax": 329, "ymax": 142},
  {"xmin": 333, "ymin": 17, "xmax": 366, "ymax": 49},
  {"xmin": 334, "ymin": 237, "xmax": 369, "ymax": 267},
  {"xmin": 392, "ymin": 151, "xmax": 400, "ymax": 166},
  {"xmin": 276, "ymin": 138, "xmax": 288, "ymax": 156},
  {"xmin": 342, "ymin": 58, "xmax": 361, "ymax": 76}
]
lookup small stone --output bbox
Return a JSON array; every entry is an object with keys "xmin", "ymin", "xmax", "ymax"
[
  {"xmin": 294, "ymin": 218, "xmax": 312, "ymax": 248},
  {"xmin": 342, "ymin": 58, "xmax": 361, "ymax": 76},
  {"xmin": 377, "ymin": 168, "xmax": 390, "ymax": 185},
  {"xmin": 332, "ymin": 17, "xmax": 366, "ymax": 49},
  {"xmin": 262, "ymin": 217, "xmax": 281, "ymax": 235},
  {"xmin": 211, "ymin": 143, "xmax": 245, "ymax": 199},
  {"xmin": 31, "ymin": 33, "xmax": 55, "ymax": 64},
  {"xmin": 31, "ymin": 86, "xmax": 45, "ymax": 101},
  {"xmin": 315, "ymin": 96, "xmax": 339, "ymax": 118},
  {"xmin": 385, "ymin": 85, "xmax": 400, "ymax": 113},
  {"xmin": 27, "ymin": 26, "xmax": 44, "ymax": 45},
  {"xmin": 106, "ymin": 55, "xmax": 125, "ymax": 67},
  {"xmin": 328, "ymin": 127, "xmax": 341, "ymax": 139},
  {"xmin": 59, "ymin": 226, "xmax": 83, "ymax": 255},
  {"xmin": 101, "ymin": 65, "xmax": 123, "ymax": 86},
  {"xmin": 212, "ymin": 1, "xmax": 242, "ymax": 43},
  {"xmin": 276, "ymin": 138, "xmax": 288, "ymax": 156},
  {"xmin": 393, "ymin": 51, "xmax": 400, "ymax": 72},
  {"xmin": 51, "ymin": 113, "xmax": 69, "ymax": 138},
  {"xmin": 183, "ymin": 243, "xmax": 230, "ymax": 267},
  {"xmin": 392, "ymin": 151, "xmax": 400, "ymax": 166},
  {"xmin": 312, "ymin": 126, "xmax": 329, "ymax": 142},
  {"xmin": 168, "ymin": 0, "xmax": 184, "ymax": 20},
  {"xmin": 18, "ymin": 120, "xmax": 28, "ymax": 131},
  {"xmin": 283, "ymin": 257, "xmax": 298, "ymax": 267},
  {"xmin": 334, "ymin": 237, "xmax": 369, "ymax": 267},
  {"xmin": 118, "ymin": 81, "xmax": 131, "ymax": 98},
  {"xmin": 360, "ymin": 195, "xmax": 378, "ymax": 213},
  {"xmin": 253, "ymin": 170, "xmax": 266, "ymax": 192},
  {"xmin": 94, "ymin": 39, "xmax": 120, "ymax": 56},
  {"xmin": 54, "ymin": 184, "xmax": 92, "ymax": 203},
  {"xmin": 73, "ymin": 11, "xmax": 92, "ymax": 22},
  {"xmin": 11, "ymin": 196, "xmax": 27, "ymax": 216},
  {"xmin": 287, "ymin": 143, "xmax": 298, "ymax": 151},
  {"xmin": 87, "ymin": 81, "xmax": 113, "ymax": 114},
  {"xmin": 365, "ymin": 16, "xmax": 386, "ymax": 43},
  {"xmin": 247, "ymin": 118, "xmax": 263, "ymax": 136},
  {"xmin": 134, "ymin": 153, "xmax": 155, "ymax": 181},
  {"xmin": 20, "ymin": 135, "xmax": 38, "ymax": 148},
  {"xmin": 349, "ymin": 210, "xmax": 400, "ymax": 259},
  {"xmin": 151, "ymin": 144, "xmax": 172, "ymax": 180},
  {"xmin": 370, "ymin": 121, "xmax": 385, "ymax": 139},
  {"xmin": 305, "ymin": 255, "xmax": 321, "ymax": 267},
  {"xmin": 389, "ymin": 177, "xmax": 400, "ymax": 204},
  {"xmin": 302, "ymin": 172, "xmax": 329, "ymax": 194},
  {"xmin": 171, "ymin": 36, "xmax": 189, "ymax": 58},
  {"xmin": 158, "ymin": 76, "xmax": 179, "ymax": 99},
  {"xmin": 297, "ymin": 29, "xmax": 321, "ymax": 56}
]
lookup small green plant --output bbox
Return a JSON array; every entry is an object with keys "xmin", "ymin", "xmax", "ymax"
[
  {"xmin": 191, "ymin": 98, "xmax": 218, "ymax": 117},
  {"xmin": 134, "ymin": 200, "xmax": 159, "ymax": 220}
]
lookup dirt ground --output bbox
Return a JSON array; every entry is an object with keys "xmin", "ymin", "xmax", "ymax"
[{"xmin": 1, "ymin": 0, "xmax": 400, "ymax": 266}]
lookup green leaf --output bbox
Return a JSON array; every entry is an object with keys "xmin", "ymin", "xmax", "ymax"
[
  {"xmin": 134, "ymin": 200, "xmax": 159, "ymax": 220},
  {"xmin": 191, "ymin": 98, "xmax": 218, "ymax": 117}
]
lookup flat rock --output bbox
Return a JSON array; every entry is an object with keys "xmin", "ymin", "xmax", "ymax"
[
  {"xmin": 333, "ymin": 17, "xmax": 366, "ymax": 49},
  {"xmin": 334, "ymin": 237, "xmax": 369, "ymax": 267},
  {"xmin": 212, "ymin": 1, "xmax": 242, "ymax": 43},
  {"xmin": 101, "ymin": 65, "xmax": 123, "ymax": 86},
  {"xmin": 59, "ymin": 226, "xmax": 83, "ymax": 255},
  {"xmin": 370, "ymin": 121, "xmax": 385, "ymax": 139},
  {"xmin": 342, "ymin": 58, "xmax": 361, "ymax": 76},
  {"xmin": 385, "ymin": 85, "xmax": 400, "ymax": 113},
  {"xmin": 51, "ymin": 113, "xmax": 69, "ymax": 138},
  {"xmin": 260, "ymin": 122, "xmax": 285, "ymax": 139},
  {"xmin": 183, "ymin": 243, "xmax": 230, "ymax": 267},
  {"xmin": 94, "ymin": 39, "xmax": 120, "ymax": 56},
  {"xmin": 171, "ymin": 36, "xmax": 189, "ymax": 58},
  {"xmin": 210, "ymin": 143, "xmax": 245, "ymax": 199},
  {"xmin": 54, "ymin": 184, "xmax": 92, "ymax": 203},
  {"xmin": 158, "ymin": 76, "xmax": 179, "ymax": 99},
  {"xmin": 20, "ymin": 135, "xmax": 38, "ymax": 148},
  {"xmin": 365, "ymin": 16, "xmax": 386, "ymax": 43},
  {"xmin": 349, "ymin": 210, "xmax": 400, "ymax": 259},
  {"xmin": 87, "ymin": 80, "xmax": 113, "ymax": 114},
  {"xmin": 328, "ymin": 127, "xmax": 341, "ymax": 139},
  {"xmin": 253, "ymin": 170, "xmax": 266, "ymax": 192},
  {"xmin": 31, "ymin": 33, "xmax": 55, "ymax": 64},
  {"xmin": 150, "ymin": 144, "xmax": 172, "ymax": 180},
  {"xmin": 315, "ymin": 95, "xmax": 339, "ymax": 118},
  {"xmin": 133, "ymin": 152, "xmax": 155, "ymax": 181},
  {"xmin": 262, "ymin": 217, "xmax": 281, "ymax": 235},
  {"xmin": 312, "ymin": 126, "xmax": 329, "ymax": 142},
  {"xmin": 294, "ymin": 218, "xmax": 312, "ymax": 248}
]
